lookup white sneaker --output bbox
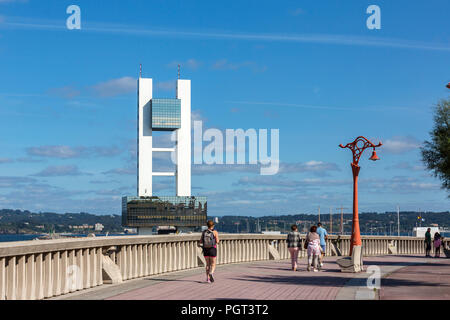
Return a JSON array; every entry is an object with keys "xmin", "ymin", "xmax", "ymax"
[
  {"xmin": 313, "ymin": 269, "xmax": 319, "ymax": 272},
  {"xmin": 320, "ymin": 263, "xmax": 324, "ymax": 267}
]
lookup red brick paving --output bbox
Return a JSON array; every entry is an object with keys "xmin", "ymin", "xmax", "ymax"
[
  {"xmin": 107, "ymin": 258, "xmax": 352, "ymax": 300},
  {"xmin": 380, "ymin": 257, "xmax": 450, "ymax": 300},
  {"xmin": 106, "ymin": 255, "xmax": 450, "ymax": 300}
]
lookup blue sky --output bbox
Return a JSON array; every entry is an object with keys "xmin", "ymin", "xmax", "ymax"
[{"xmin": 0, "ymin": 0, "xmax": 449, "ymax": 216}]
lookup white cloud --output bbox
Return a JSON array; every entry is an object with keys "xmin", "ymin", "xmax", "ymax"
[
  {"xmin": 290, "ymin": 8, "xmax": 304, "ymax": 16},
  {"xmin": 382, "ymin": 136, "xmax": 421, "ymax": 154},
  {"xmin": 236, "ymin": 175, "xmax": 348, "ymax": 188},
  {"xmin": 27, "ymin": 145, "xmax": 81, "ymax": 158},
  {"xmin": 47, "ymin": 86, "xmax": 80, "ymax": 99},
  {"xmin": 0, "ymin": 176, "xmax": 36, "ymax": 188},
  {"xmin": 0, "ymin": 158, "xmax": 13, "ymax": 164},
  {"xmin": 362, "ymin": 176, "xmax": 441, "ymax": 194},
  {"xmin": 278, "ymin": 161, "xmax": 340, "ymax": 176},
  {"xmin": 167, "ymin": 58, "xmax": 201, "ymax": 70},
  {"xmin": 102, "ymin": 165, "xmax": 136, "ymax": 176},
  {"xmin": 31, "ymin": 165, "xmax": 88, "ymax": 177},
  {"xmin": 3, "ymin": 18, "xmax": 450, "ymax": 52},
  {"xmin": 186, "ymin": 58, "xmax": 201, "ymax": 69},
  {"xmin": 26, "ymin": 145, "xmax": 122, "ymax": 159},
  {"xmin": 156, "ymin": 80, "xmax": 176, "ymax": 91},
  {"xmin": 212, "ymin": 59, "xmax": 266, "ymax": 72},
  {"xmin": 91, "ymin": 76, "xmax": 136, "ymax": 97},
  {"xmin": 226, "ymin": 101, "xmax": 418, "ymax": 112},
  {"xmin": 386, "ymin": 161, "xmax": 425, "ymax": 171},
  {"xmin": 0, "ymin": 0, "xmax": 28, "ymax": 3},
  {"xmin": 192, "ymin": 161, "xmax": 340, "ymax": 177}
]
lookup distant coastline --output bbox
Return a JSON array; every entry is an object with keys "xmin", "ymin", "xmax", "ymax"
[
  {"xmin": 0, "ymin": 234, "xmax": 43, "ymax": 242},
  {"xmin": 0, "ymin": 233, "xmax": 138, "ymax": 243}
]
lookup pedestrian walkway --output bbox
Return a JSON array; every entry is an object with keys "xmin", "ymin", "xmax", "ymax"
[
  {"xmin": 53, "ymin": 255, "xmax": 450, "ymax": 300},
  {"xmin": 380, "ymin": 256, "xmax": 450, "ymax": 300}
]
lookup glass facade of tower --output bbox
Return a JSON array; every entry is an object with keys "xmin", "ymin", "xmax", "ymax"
[
  {"xmin": 151, "ymin": 98, "xmax": 181, "ymax": 131},
  {"xmin": 122, "ymin": 196, "xmax": 207, "ymax": 227}
]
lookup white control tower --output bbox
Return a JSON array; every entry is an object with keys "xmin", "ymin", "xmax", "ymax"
[
  {"xmin": 122, "ymin": 72, "xmax": 206, "ymax": 235},
  {"xmin": 137, "ymin": 77, "xmax": 191, "ymax": 197}
]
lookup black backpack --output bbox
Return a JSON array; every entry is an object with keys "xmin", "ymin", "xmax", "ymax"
[{"xmin": 202, "ymin": 229, "xmax": 216, "ymax": 248}]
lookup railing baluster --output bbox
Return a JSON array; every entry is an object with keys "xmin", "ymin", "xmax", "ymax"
[
  {"xmin": 95, "ymin": 248, "xmax": 102, "ymax": 286},
  {"xmin": 180, "ymin": 242, "xmax": 186, "ymax": 270},
  {"xmin": 6, "ymin": 256, "xmax": 16, "ymax": 300},
  {"xmin": 185, "ymin": 242, "xmax": 190, "ymax": 270},
  {"xmin": 147, "ymin": 243, "xmax": 153, "ymax": 275},
  {"xmin": 126, "ymin": 245, "xmax": 132, "ymax": 280},
  {"xmin": 137, "ymin": 245, "xmax": 143, "ymax": 277},
  {"xmin": 84, "ymin": 249, "xmax": 91, "ymax": 289},
  {"xmin": 153, "ymin": 243, "xmax": 159, "ymax": 274},
  {"xmin": 17, "ymin": 255, "xmax": 26, "ymax": 300},
  {"xmin": 0, "ymin": 257, "xmax": 5, "ymax": 300},
  {"xmin": 143, "ymin": 244, "xmax": 148, "ymax": 276},
  {"xmin": 171, "ymin": 242, "xmax": 176, "ymax": 272},
  {"xmin": 52, "ymin": 252, "xmax": 61, "ymax": 296},
  {"xmin": 59, "ymin": 250, "xmax": 69, "ymax": 299},
  {"xmin": 35, "ymin": 253, "xmax": 44, "ymax": 300},
  {"xmin": 118, "ymin": 246, "xmax": 126, "ymax": 280},
  {"xmin": 43, "ymin": 252, "xmax": 53, "ymax": 298},
  {"xmin": 26, "ymin": 254, "xmax": 36, "ymax": 300}
]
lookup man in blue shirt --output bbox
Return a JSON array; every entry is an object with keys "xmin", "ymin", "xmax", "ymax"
[{"xmin": 316, "ymin": 222, "xmax": 328, "ymax": 267}]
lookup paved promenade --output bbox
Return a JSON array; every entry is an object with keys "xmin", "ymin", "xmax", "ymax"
[{"xmin": 54, "ymin": 255, "xmax": 450, "ymax": 300}]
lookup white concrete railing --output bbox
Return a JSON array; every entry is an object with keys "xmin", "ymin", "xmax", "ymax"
[{"xmin": 0, "ymin": 234, "xmax": 448, "ymax": 300}]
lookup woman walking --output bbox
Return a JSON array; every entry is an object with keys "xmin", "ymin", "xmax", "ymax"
[
  {"xmin": 199, "ymin": 220, "xmax": 219, "ymax": 283},
  {"xmin": 306, "ymin": 225, "xmax": 322, "ymax": 272},
  {"xmin": 287, "ymin": 224, "xmax": 302, "ymax": 271}
]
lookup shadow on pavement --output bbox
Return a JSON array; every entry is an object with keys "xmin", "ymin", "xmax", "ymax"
[{"xmin": 230, "ymin": 273, "xmax": 450, "ymax": 288}]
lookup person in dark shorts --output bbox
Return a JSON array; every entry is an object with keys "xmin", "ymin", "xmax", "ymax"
[{"xmin": 199, "ymin": 220, "xmax": 219, "ymax": 283}]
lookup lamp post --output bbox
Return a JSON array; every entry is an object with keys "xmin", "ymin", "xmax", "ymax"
[{"xmin": 339, "ymin": 136, "xmax": 382, "ymax": 256}]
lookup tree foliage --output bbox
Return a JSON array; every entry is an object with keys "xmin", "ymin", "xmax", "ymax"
[{"xmin": 421, "ymin": 98, "xmax": 450, "ymax": 195}]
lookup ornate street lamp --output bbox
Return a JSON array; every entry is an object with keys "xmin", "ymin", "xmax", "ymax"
[{"xmin": 339, "ymin": 136, "xmax": 382, "ymax": 256}]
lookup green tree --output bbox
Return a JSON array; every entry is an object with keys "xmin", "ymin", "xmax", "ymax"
[{"xmin": 421, "ymin": 98, "xmax": 450, "ymax": 195}]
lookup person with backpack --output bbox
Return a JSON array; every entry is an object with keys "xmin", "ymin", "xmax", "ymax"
[
  {"xmin": 199, "ymin": 220, "xmax": 219, "ymax": 283},
  {"xmin": 287, "ymin": 224, "xmax": 302, "ymax": 271}
]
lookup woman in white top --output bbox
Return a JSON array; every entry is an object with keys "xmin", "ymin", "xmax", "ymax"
[{"xmin": 306, "ymin": 225, "xmax": 322, "ymax": 272}]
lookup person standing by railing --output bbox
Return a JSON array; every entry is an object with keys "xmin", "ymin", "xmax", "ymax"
[
  {"xmin": 199, "ymin": 220, "xmax": 219, "ymax": 283},
  {"xmin": 433, "ymin": 232, "xmax": 442, "ymax": 258},
  {"xmin": 287, "ymin": 224, "xmax": 302, "ymax": 271},
  {"xmin": 425, "ymin": 228, "xmax": 432, "ymax": 257}
]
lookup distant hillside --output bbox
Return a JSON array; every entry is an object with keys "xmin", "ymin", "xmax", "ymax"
[
  {"xmin": 0, "ymin": 209, "xmax": 122, "ymax": 234},
  {"xmin": 214, "ymin": 211, "xmax": 450, "ymax": 235},
  {"xmin": 0, "ymin": 208, "xmax": 448, "ymax": 235}
]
